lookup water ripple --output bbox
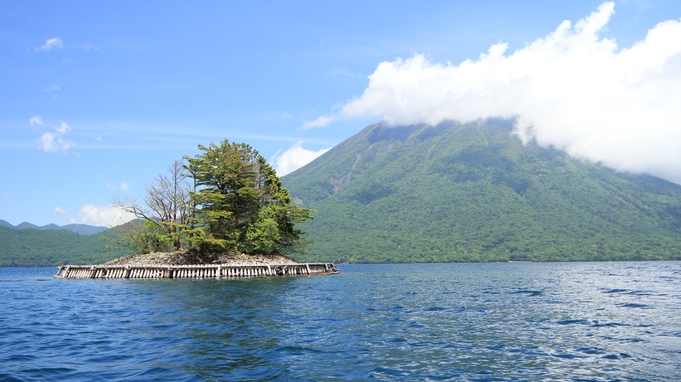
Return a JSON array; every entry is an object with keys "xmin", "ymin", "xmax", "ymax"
[{"xmin": 1, "ymin": 263, "xmax": 680, "ymax": 380}]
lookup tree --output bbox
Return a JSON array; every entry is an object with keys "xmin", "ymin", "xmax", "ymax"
[
  {"xmin": 107, "ymin": 219, "xmax": 175, "ymax": 254},
  {"xmin": 112, "ymin": 160, "xmax": 192, "ymax": 251},
  {"xmin": 112, "ymin": 140, "xmax": 312, "ymax": 256},
  {"xmin": 184, "ymin": 140, "xmax": 312, "ymax": 254}
]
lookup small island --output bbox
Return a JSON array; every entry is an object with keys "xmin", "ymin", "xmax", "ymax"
[{"xmin": 55, "ymin": 140, "xmax": 338, "ymax": 279}]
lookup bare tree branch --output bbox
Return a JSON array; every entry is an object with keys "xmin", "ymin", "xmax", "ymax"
[{"xmin": 111, "ymin": 160, "xmax": 192, "ymax": 250}]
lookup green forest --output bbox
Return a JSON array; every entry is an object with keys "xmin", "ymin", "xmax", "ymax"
[
  {"xmin": 283, "ymin": 119, "xmax": 681, "ymax": 263},
  {"xmin": 0, "ymin": 226, "xmax": 129, "ymax": 267},
  {"xmin": 4, "ymin": 120, "xmax": 681, "ymax": 266}
]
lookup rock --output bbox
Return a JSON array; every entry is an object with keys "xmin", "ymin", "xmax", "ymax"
[{"xmin": 104, "ymin": 251, "xmax": 300, "ymax": 266}]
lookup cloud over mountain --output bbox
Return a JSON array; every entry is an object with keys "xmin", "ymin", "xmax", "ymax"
[
  {"xmin": 310, "ymin": 2, "xmax": 681, "ymax": 184},
  {"xmin": 272, "ymin": 141, "xmax": 331, "ymax": 176},
  {"xmin": 78, "ymin": 204, "xmax": 135, "ymax": 227}
]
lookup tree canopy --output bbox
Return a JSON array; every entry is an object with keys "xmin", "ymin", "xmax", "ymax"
[{"xmin": 115, "ymin": 140, "xmax": 312, "ymax": 256}]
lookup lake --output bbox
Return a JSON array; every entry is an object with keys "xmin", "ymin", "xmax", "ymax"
[{"xmin": 1, "ymin": 262, "xmax": 680, "ymax": 381}]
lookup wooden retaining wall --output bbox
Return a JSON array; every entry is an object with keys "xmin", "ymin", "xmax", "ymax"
[{"xmin": 54, "ymin": 263, "xmax": 338, "ymax": 279}]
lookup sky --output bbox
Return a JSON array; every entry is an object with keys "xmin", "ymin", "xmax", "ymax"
[{"xmin": 1, "ymin": 0, "xmax": 680, "ymax": 227}]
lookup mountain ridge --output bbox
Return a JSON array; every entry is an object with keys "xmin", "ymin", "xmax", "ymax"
[
  {"xmin": 0, "ymin": 219, "xmax": 108, "ymax": 235},
  {"xmin": 282, "ymin": 119, "xmax": 681, "ymax": 263}
]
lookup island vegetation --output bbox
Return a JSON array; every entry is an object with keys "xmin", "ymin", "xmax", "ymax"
[{"xmin": 110, "ymin": 139, "xmax": 313, "ymax": 263}]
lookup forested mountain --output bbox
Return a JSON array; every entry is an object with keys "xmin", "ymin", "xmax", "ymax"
[
  {"xmin": 0, "ymin": 219, "xmax": 108, "ymax": 235},
  {"xmin": 282, "ymin": 119, "xmax": 681, "ymax": 263},
  {"xmin": 4, "ymin": 119, "xmax": 681, "ymax": 266},
  {"xmin": 0, "ymin": 226, "xmax": 130, "ymax": 267}
]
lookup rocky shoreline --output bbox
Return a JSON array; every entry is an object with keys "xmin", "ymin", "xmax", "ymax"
[{"xmin": 104, "ymin": 251, "xmax": 300, "ymax": 267}]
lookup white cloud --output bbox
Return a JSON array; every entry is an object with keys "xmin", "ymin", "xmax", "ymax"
[
  {"xmin": 301, "ymin": 115, "xmax": 336, "ymax": 130},
  {"xmin": 54, "ymin": 206, "xmax": 78, "ymax": 224},
  {"xmin": 36, "ymin": 121, "xmax": 75, "ymax": 152},
  {"xmin": 120, "ymin": 181, "xmax": 130, "ymax": 191},
  {"xmin": 272, "ymin": 141, "xmax": 331, "ymax": 176},
  {"xmin": 320, "ymin": 1, "xmax": 681, "ymax": 184},
  {"xmin": 56, "ymin": 122, "xmax": 70, "ymax": 134},
  {"xmin": 36, "ymin": 37, "xmax": 63, "ymax": 51},
  {"xmin": 39, "ymin": 132, "xmax": 75, "ymax": 152},
  {"xmin": 332, "ymin": 67, "xmax": 360, "ymax": 78},
  {"xmin": 78, "ymin": 204, "xmax": 136, "ymax": 227},
  {"xmin": 29, "ymin": 116, "xmax": 43, "ymax": 125},
  {"xmin": 44, "ymin": 84, "xmax": 60, "ymax": 93},
  {"xmin": 42, "ymin": 132, "xmax": 74, "ymax": 152}
]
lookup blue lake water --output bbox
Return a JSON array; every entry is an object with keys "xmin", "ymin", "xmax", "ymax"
[{"xmin": 1, "ymin": 262, "xmax": 680, "ymax": 381}]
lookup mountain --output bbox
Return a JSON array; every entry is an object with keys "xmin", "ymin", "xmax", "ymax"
[
  {"xmin": 0, "ymin": 219, "xmax": 108, "ymax": 235},
  {"xmin": 0, "ymin": 225, "xmax": 131, "ymax": 267},
  {"xmin": 282, "ymin": 119, "xmax": 681, "ymax": 263}
]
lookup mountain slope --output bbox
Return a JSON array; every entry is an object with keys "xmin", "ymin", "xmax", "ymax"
[
  {"xmin": 0, "ymin": 226, "xmax": 131, "ymax": 267},
  {"xmin": 282, "ymin": 119, "xmax": 681, "ymax": 263}
]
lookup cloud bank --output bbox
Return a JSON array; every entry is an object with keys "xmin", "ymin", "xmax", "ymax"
[
  {"xmin": 309, "ymin": 2, "xmax": 681, "ymax": 184},
  {"xmin": 272, "ymin": 142, "xmax": 331, "ymax": 176}
]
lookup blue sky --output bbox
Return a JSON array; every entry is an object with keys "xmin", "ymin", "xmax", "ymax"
[{"xmin": 2, "ymin": 0, "xmax": 680, "ymax": 227}]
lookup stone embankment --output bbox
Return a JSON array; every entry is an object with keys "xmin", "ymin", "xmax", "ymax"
[
  {"xmin": 55, "ymin": 251, "xmax": 338, "ymax": 279},
  {"xmin": 104, "ymin": 251, "xmax": 301, "ymax": 267}
]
